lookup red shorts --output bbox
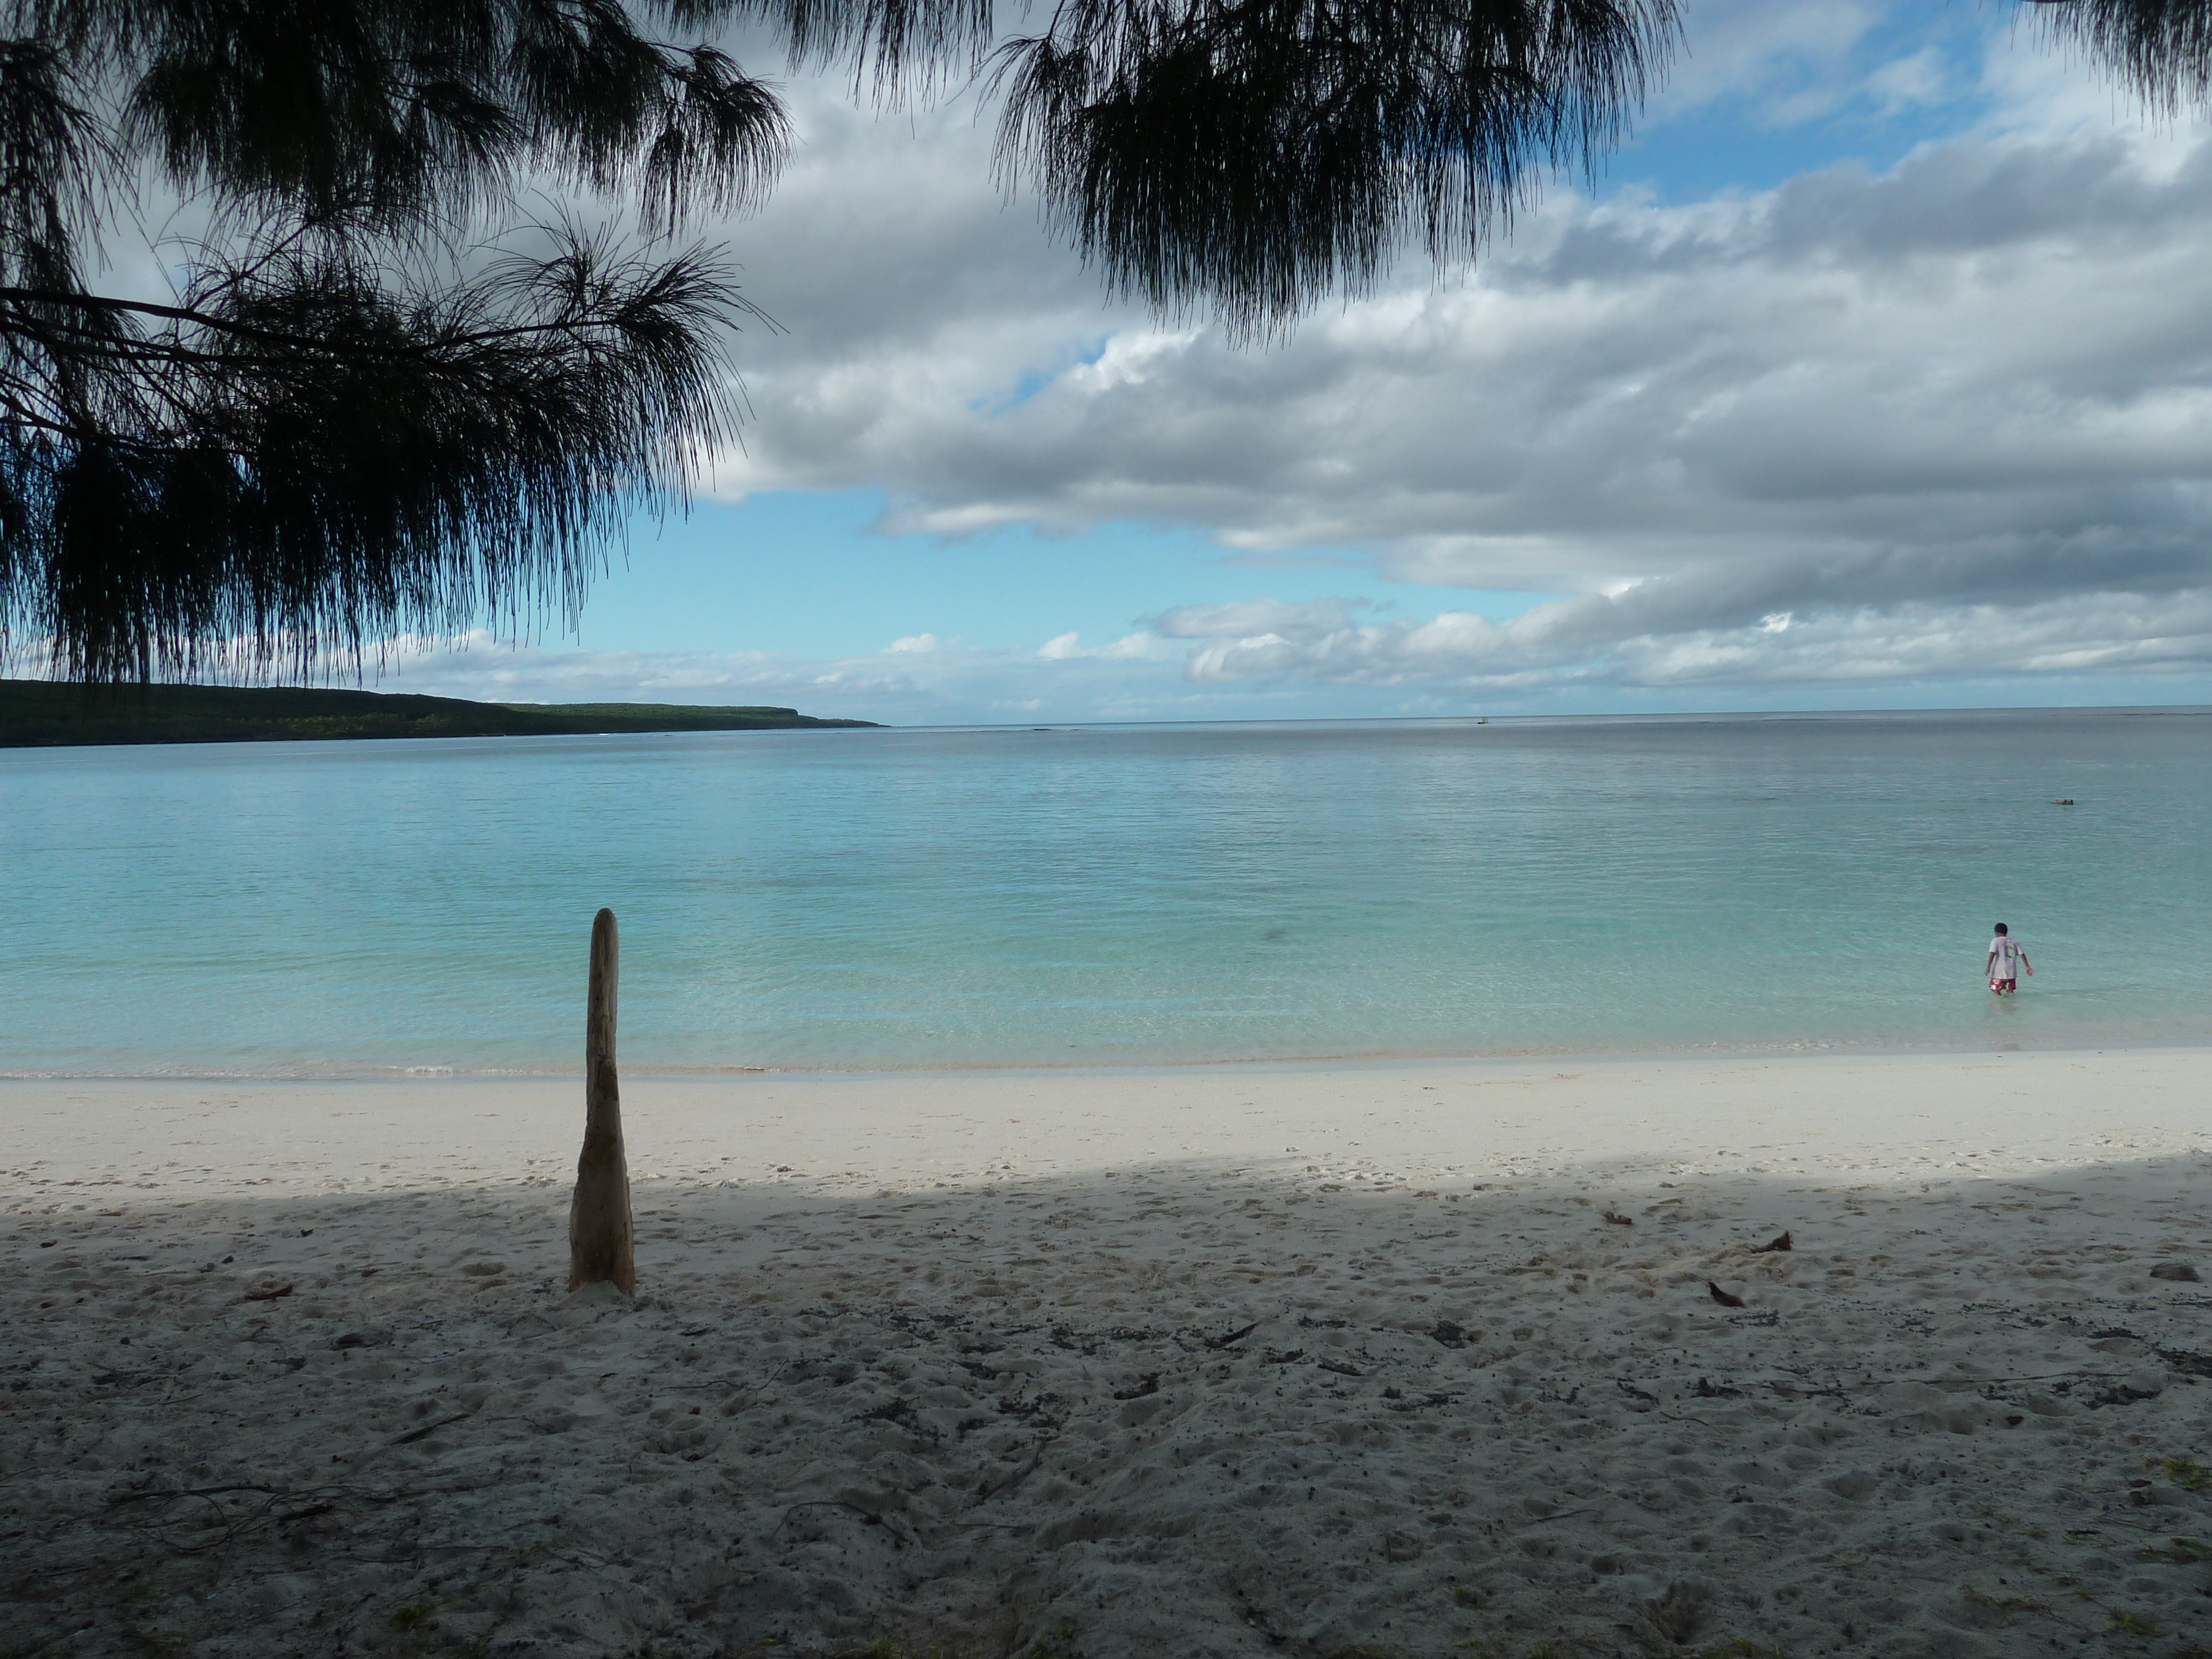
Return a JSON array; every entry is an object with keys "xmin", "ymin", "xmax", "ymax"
[{"xmin": 1990, "ymin": 977, "xmax": 2017, "ymax": 994}]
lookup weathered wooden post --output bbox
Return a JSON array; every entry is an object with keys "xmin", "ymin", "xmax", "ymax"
[{"xmin": 568, "ymin": 907, "xmax": 636, "ymax": 1293}]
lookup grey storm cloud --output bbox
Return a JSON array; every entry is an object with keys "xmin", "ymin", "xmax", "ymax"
[{"xmin": 671, "ymin": 8, "xmax": 2212, "ymax": 698}]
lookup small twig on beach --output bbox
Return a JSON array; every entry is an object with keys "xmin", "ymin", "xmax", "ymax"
[
  {"xmin": 975, "ymin": 1433, "xmax": 1058, "ymax": 1503},
  {"xmin": 772, "ymin": 1499, "xmax": 914, "ymax": 1546},
  {"xmin": 2094, "ymin": 1514, "xmax": 2203, "ymax": 1537},
  {"xmin": 1752, "ymin": 1232, "xmax": 1793, "ymax": 1253},
  {"xmin": 1708, "ymin": 1282, "xmax": 1746, "ymax": 1308},
  {"xmin": 1824, "ymin": 1368, "xmax": 2132, "ymax": 1392},
  {"xmin": 1602, "ymin": 1211, "xmax": 1634, "ymax": 1227},
  {"xmin": 1760, "ymin": 1378, "xmax": 1850, "ymax": 1400},
  {"xmin": 107, "ymin": 1480, "xmax": 426, "ymax": 1513},
  {"xmin": 100, "ymin": 1482, "xmax": 409, "ymax": 1557},
  {"xmin": 1204, "ymin": 1321, "xmax": 1261, "ymax": 1350},
  {"xmin": 239, "ymin": 1282, "xmax": 294, "ymax": 1302},
  {"xmin": 108, "ymin": 1483, "xmax": 286, "ymax": 1507},
  {"xmin": 387, "ymin": 1412, "xmax": 472, "ymax": 1447}
]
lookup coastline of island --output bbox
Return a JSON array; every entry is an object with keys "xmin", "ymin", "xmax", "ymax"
[{"xmin": 0, "ymin": 679, "xmax": 879, "ymax": 747}]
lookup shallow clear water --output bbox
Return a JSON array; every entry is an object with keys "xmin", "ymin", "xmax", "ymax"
[{"xmin": 3, "ymin": 708, "xmax": 2206, "ymax": 1075}]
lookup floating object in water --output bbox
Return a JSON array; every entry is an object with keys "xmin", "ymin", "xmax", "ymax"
[{"xmin": 2052, "ymin": 797, "xmax": 2075, "ymax": 805}]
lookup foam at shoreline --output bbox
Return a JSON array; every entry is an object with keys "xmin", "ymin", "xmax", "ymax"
[{"xmin": 8, "ymin": 1025, "xmax": 2209, "ymax": 1085}]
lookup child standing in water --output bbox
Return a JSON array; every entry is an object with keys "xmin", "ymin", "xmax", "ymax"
[{"xmin": 1987, "ymin": 924, "xmax": 2032, "ymax": 995}]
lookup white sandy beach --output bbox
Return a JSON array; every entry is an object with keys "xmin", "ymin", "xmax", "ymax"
[{"xmin": 4, "ymin": 1048, "xmax": 2210, "ymax": 1658}]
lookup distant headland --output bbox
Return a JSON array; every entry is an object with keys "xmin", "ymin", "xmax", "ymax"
[{"xmin": 0, "ymin": 680, "xmax": 879, "ymax": 748}]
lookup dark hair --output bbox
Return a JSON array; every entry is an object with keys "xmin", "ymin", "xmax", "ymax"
[{"xmin": 1993, "ymin": 923, "xmax": 2008, "ymax": 935}]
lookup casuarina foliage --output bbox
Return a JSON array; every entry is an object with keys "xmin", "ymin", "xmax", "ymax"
[
  {"xmin": 0, "ymin": 1, "xmax": 787, "ymax": 682},
  {"xmin": 2027, "ymin": 0, "xmax": 2212, "ymax": 112},
  {"xmin": 1, "ymin": 1, "xmax": 2203, "ymax": 680}
]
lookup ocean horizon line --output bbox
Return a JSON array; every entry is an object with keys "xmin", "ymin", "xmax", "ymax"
[{"xmin": 786, "ymin": 701, "xmax": 2212, "ymax": 734}]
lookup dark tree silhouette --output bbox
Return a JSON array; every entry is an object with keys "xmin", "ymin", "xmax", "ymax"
[
  {"xmin": 980, "ymin": 0, "xmax": 2212, "ymax": 335},
  {"xmin": 0, "ymin": 1, "xmax": 2202, "ymax": 682},
  {"xmin": 0, "ymin": 1, "xmax": 789, "ymax": 682},
  {"xmin": 992, "ymin": 0, "xmax": 1677, "ymax": 337},
  {"xmin": 2027, "ymin": 0, "xmax": 2212, "ymax": 108}
]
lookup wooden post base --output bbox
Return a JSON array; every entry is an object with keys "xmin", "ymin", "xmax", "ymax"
[{"xmin": 568, "ymin": 907, "xmax": 635, "ymax": 1294}]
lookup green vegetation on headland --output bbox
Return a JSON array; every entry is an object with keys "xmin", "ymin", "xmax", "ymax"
[{"xmin": 0, "ymin": 680, "xmax": 879, "ymax": 748}]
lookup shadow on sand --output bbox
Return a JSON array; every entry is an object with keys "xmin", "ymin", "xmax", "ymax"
[{"xmin": 4, "ymin": 1149, "xmax": 2210, "ymax": 1658}]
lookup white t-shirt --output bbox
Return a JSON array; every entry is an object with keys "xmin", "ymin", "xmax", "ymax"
[{"xmin": 1989, "ymin": 937, "xmax": 2022, "ymax": 978}]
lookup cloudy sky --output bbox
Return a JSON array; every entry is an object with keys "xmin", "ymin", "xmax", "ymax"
[{"xmin": 383, "ymin": 0, "xmax": 2212, "ymax": 724}]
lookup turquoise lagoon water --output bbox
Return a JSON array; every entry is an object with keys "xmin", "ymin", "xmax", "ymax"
[{"xmin": 2, "ymin": 708, "xmax": 2207, "ymax": 1076}]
